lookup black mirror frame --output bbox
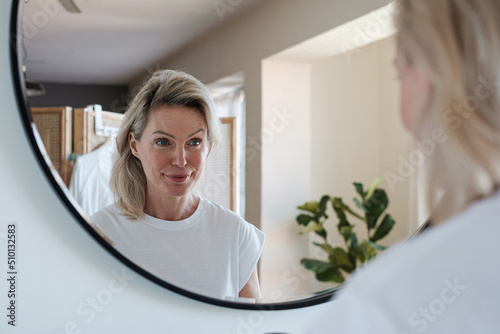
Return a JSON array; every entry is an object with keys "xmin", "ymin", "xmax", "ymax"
[{"xmin": 9, "ymin": 0, "xmax": 337, "ymax": 310}]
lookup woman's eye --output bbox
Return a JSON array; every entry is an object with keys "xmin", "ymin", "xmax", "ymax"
[
  {"xmin": 189, "ymin": 139, "xmax": 202, "ymax": 146},
  {"xmin": 155, "ymin": 139, "xmax": 170, "ymax": 146}
]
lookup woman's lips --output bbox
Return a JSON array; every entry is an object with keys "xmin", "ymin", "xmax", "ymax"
[{"xmin": 166, "ymin": 174, "xmax": 190, "ymax": 183}]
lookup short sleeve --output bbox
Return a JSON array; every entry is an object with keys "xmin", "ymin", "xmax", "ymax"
[{"xmin": 238, "ymin": 221, "xmax": 265, "ymax": 290}]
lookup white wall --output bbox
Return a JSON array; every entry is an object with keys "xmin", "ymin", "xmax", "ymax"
[
  {"xmin": 260, "ymin": 59, "xmax": 312, "ymax": 300},
  {"xmin": 260, "ymin": 35, "xmax": 414, "ymax": 296}
]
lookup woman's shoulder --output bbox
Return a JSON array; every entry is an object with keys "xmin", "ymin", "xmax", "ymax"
[
  {"xmin": 90, "ymin": 203, "xmax": 127, "ymax": 228},
  {"xmin": 199, "ymin": 198, "xmax": 262, "ymax": 232},
  {"xmin": 200, "ymin": 198, "xmax": 244, "ymax": 221},
  {"xmin": 353, "ymin": 191, "xmax": 500, "ymax": 288}
]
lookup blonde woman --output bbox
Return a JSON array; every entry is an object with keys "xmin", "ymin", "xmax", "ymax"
[
  {"xmin": 91, "ymin": 70, "xmax": 264, "ymax": 300},
  {"xmin": 310, "ymin": 0, "xmax": 500, "ymax": 332}
]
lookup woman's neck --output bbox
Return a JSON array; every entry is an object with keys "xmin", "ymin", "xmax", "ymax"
[{"xmin": 143, "ymin": 192, "xmax": 200, "ymax": 221}]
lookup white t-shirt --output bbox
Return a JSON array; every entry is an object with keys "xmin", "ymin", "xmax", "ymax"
[
  {"xmin": 308, "ymin": 189, "xmax": 500, "ymax": 334},
  {"xmin": 90, "ymin": 198, "xmax": 265, "ymax": 300}
]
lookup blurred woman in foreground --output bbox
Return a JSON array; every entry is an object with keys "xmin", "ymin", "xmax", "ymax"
[{"xmin": 310, "ymin": 0, "xmax": 500, "ymax": 332}]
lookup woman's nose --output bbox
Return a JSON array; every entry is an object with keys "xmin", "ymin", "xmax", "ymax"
[{"xmin": 172, "ymin": 146, "xmax": 187, "ymax": 167}]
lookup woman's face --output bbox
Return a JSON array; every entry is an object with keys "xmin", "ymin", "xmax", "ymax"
[
  {"xmin": 393, "ymin": 47, "xmax": 433, "ymax": 135},
  {"xmin": 129, "ymin": 105, "xmax": 209, "ymax": 200}
]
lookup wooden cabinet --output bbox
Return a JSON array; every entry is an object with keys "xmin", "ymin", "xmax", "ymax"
[{"xmin": 30, "ymin": 107, "xmax": 73, "ymax": 186}]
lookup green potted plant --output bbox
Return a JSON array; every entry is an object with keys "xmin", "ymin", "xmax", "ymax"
[{"xmin": 296, "ymin": 177, "xmax": 395, "ymax": 284}]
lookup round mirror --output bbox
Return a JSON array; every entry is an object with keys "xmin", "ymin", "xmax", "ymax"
[{"xmin": 13, "ymin": 0, "xmax": 426, "ymax": 309}]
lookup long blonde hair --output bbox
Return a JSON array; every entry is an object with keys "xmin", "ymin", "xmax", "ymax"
[
  {"xmin": 395, "ymin": 0, "xmax": 500, "ymax": 223},
  {"xmin": 111, "ymin": 69, "xmax": 222, "ymax": 219}
]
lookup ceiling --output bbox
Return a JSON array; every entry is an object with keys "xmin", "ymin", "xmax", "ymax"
[
  {"xmin": 21, "ymin": 0, "xmax": 264, "ymax": 85},
  {"xmin": 269, "ymin": 3, "xmax": 396, "ymax": 62}
]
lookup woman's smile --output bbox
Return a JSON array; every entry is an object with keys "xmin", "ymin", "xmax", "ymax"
[{"xmin": 165, "ymin": 173, "xmax": 190, "ymax": 183}]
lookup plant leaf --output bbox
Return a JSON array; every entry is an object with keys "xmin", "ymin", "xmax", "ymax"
[
  {"xmin": 367, "ymin": 240, "xmax": 388, "ymax": 251},
  {"xmin": 314, "ymin": 243, "xmax": 336, "ymax": 258},
  {"xmin": 370, "ymin": 214, "xmax": 395, "ymax": 242},
  {"xmin": 339, "ymin": 225, "xmax": 354, "ymax": 243},
  {"xmin": 300, "ymin": 258, "xmax": 332, "ymax": 273},
  {"xmin": 332, "ymin": 197, "xmax": 365, "ymax": 222},
  {"xmin": 364, "ymin": 189, "xmax": 389, "ymax": 229},
  {"xmin": 316, "ymin": 266, "xmax": 345, "ymax": 283},
  {"xmin": 315, "ymin": 228, "xmax": 328, "ymax": 239},
  {"xmin": 332, "ymin": 247, "xmax": 354, "ymax": 273},
  {"xmin": 317, "ymin": 195, "xmax": 331, "ymax": 220},
  {"xmin": 299, "ymin": 220, "xmax": 323, "ymax": 235},
  {"xmin": 331, "ymin": 197, "xmax": 349, "ymax": 227},
  {"xmin": 353, "ymin": 182, "xmax": 365, "ymax": 198},
  {"xmin": 349, "ymin": 233, "xmax": 365, "ymax": 263},
  {"xmin": 361, "ymin": 241, "xmax": 378, "ymax": 261},
  {"xmin": 364, "ymin": 176, "xmax": 384, "ymax": 201},
  {"xmin": 296, "ymin": 214, "xmax": 315, "ymax": 226},
  {"xmin": 353, "ymin": 197, "xmax": 365, "ymax": 212},
  {"xmin": 347, "ymin": 252, "xmax": 357, "ymax": 272},
  {"xmin": 349, "ymin": 232, "xmax": 359, "ymax": 249},
  {"xmin": 297, "ymin": 201, "xmax": 319, "ymax": 214},
  {"xmin": 301, "ymin": 258, "xmax": 345, "ymax": 283}
]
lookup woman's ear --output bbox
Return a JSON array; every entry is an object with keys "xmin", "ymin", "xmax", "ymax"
[{"xmin": 129, "ymin": 132, "xmax": 140, "ymax": 159}]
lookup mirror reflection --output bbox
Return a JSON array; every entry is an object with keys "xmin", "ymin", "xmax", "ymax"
[
  {"xmin": 89, "ymin": 69, "xmax": 264, "ymax": 301},
  {"xmin": 21, "ymin": 0, "xmax": 425, "ymax": 304}
]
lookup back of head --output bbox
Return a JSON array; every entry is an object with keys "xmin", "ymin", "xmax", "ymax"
[
  {"xmin": 110, "ymin": 69, "xmax": 222, "ymax": 219},
  {"xmin": 395, "ymin": 0, "xmax": 500, "ymax": 222}
]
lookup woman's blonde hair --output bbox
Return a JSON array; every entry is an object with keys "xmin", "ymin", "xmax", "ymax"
[
  {"xmin": 395, "ymin": 0, "xmax": 500, "ymax": 223},
  {"xmin": 110, "ymin": 69, "xmax": 222, "ymax": 219}
]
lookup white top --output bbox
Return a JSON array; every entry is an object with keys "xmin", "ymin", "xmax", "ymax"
[
  {"xmin": 69, "ymin": 140, "xmax": 117, "ymax": 216},
  {"xmin": 90, "ymin": 198, "xmax": 265, "ymax": 300},
  {"xmin": 308, "ymin": 189, "xmax": 500, "ymax": 334}
]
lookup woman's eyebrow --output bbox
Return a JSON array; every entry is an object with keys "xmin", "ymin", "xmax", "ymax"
[
  {"xmin": 152, "ymin": 130, "xmax": 175, "ymax": 138},
  {"xmin": 152, "ymin": 128, "xmax": 205, "ymax": 138},
  {"xmin": 188, "ymin": 128, "xmax": 205, "ymax": 137}
]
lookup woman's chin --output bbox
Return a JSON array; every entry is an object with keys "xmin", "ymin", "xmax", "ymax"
[{"xmin": 164, "ymin": 185, "xmax": 195, "ymax": 198}]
